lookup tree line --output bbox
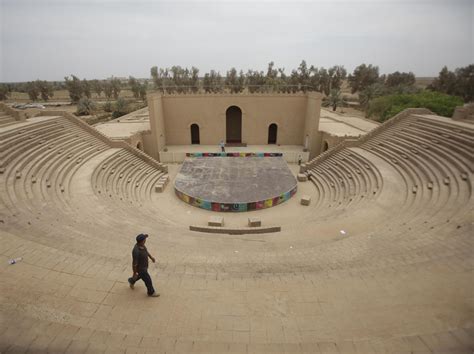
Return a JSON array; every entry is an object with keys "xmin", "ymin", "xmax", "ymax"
[
  {"xmin": 0, "ymin": 76, "xmax": 148, "ymax": 103},
  {"xmin": 150, "ymin": 61, "xmax": 348, "ymax": 95},
  {"xmin": 0, "ymin": 62, "xmax": 472, "ymax": 107},
  {"xmin": 149, "ymin": 61, "xmax": 473, "ymax": 114}
]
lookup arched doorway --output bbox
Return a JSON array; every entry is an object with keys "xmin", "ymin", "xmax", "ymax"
[
  {"xmin": 136, "ymin": 142, "xmax": 142, "ymax": 151},
  {"xmin": 191, "ymin": 124, "xmax": 200, "ymax": 144},
  {"xmin": 226, "ymin": 106, "xmax": 242, "ymax": 144},
  {"xmin": 322, "ymin": 141, "xmax": 329, "ymax": 152},
  {"xmin": 268, "ymin": 123, "xmax": 277, "ymax": 144}
]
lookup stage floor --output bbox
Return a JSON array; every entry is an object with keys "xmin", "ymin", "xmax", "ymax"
[{"xmin": 174, "ymin": 156, "xmax": 297, "ymax": 210}]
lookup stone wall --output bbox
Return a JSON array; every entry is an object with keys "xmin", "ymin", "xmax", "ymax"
[
  {"xmin": 0, "ymin": 102, "xmax": 27, "ymax": 121},
  {"xmin": 148, "ymin": 92, "xmax": 322, "ymax": 160},
  {"xmin": 452, "ymin": 103, "xmax": 474, "ymax": 122}
]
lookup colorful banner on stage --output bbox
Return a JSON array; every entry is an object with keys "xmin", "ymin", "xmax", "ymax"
[
  {"xmin": 174, "ymin": 185, "xmax": 297, "ymax": 213},
  {"xmin": 186, "ymin": 152, "xmax": 283, "ymax": 158}
]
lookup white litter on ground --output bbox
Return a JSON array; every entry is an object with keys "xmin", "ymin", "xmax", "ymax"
[{"xmin": 8, "ymin": 257, "xmax": 23, "ymax": 265}]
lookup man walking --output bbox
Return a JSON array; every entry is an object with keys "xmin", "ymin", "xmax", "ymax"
[
  {"xmin": 128, "ymin": 233, "xmax": 160, "ymax": 297},
  {"xmin": 219, "ymin": 140, "xmax": 225, "ymax": 153}
]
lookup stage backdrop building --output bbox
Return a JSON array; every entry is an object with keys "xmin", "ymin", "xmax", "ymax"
[{"xmin": 147, "ymin": 92, "xmax": 323, "ymax": 161}]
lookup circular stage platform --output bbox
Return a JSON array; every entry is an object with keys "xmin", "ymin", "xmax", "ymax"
[{"xmin": 174, "ymin": 155, "xmax": 297, "ymax": 212}]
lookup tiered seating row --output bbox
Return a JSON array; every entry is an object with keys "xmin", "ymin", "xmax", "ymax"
[
  {"xmin": 361, "ymin": 116, "xmax": 470, "ymax": 201},
  {"xmin": 306, "ymin": 147, "xmax": 383, "ymax": 211},
  {"xmin": 303, "ymin": 112, "xmax": 472, "ymax": 218},
  {"xmin": 0, "ymin": 115, "xmax": 168, "ymax": 215},
  {"xmin": 91, "ymin": 150, "xmax": 167, "ymax": 203},
  {"xmin": 0, "ymin": 117, "xmax": 110, "ymax": 214},
  {"xmin": 0, "ymin": 107, "xmax": 17, "ymax": 128}
]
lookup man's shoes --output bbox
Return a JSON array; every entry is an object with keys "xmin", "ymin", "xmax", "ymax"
[
  {"xmin": 149, "ymin": 292, "xmax": 160, "ymax": 297},
  {"xmin": 128, "ymin": 278, "xmax": 134, "ymax": 289}
]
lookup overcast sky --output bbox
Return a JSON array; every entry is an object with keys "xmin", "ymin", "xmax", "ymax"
[{"xmin": 0, "ymin": 0, "xmax": 472, "ymax": 82}]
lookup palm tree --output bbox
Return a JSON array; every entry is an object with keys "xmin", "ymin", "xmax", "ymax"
[{"xmin": 323, "ymin": 89, "xmax": 346, "ymax": 111}]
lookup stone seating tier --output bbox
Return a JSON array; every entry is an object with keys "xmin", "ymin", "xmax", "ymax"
[
  {"xmin": 306, "ymin": 147, "xmax": 382, "ymax": 210},
  {"xmin": 0, "ymin": 108, "xmax": 17, "ymax": 128},
  {"xmin": 0, "ymin": 109, "xmax": 473, "ymax": 353},
  {"xmin": 92, "ymin": 150, "xmax": 166, "ymax": 202}
]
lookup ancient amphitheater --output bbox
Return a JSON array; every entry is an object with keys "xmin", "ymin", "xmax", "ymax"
[{"xmin": 0, "ymin": 102, "xmax": 473, "ymax": 353}]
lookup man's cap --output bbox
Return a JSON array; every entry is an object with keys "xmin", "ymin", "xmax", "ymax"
[{"xmin": 136, "ymin": 233, "xmax": 148, "ymax": 242}]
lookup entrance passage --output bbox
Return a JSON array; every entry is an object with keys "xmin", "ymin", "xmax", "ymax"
[
  {"xmin": 268, "ymin": 123, "xmax": 277, "ymax": 144},
  {"xmin": 322, "ymin": 141, "xmax": 329, "ymax": 152},
  {"xmin": 191, "ymin": 124, "xmax": 200, "ymax": 144},
  {"xmin": 226, "ymin": 106, "xmax": 242, "ymax": 144}
]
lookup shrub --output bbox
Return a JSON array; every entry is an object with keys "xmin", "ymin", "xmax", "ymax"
[
  {"xmin": 102, "ymin": 101, "xmax": 112, "ymax": 112},
  {"xmin": 76, "ymin": 98, "xmax": 96, "ymax": 116},
  {"xmin": 112, "ymin": 98, "xmax": 128, "ymax": 118},
  {"xmin": 367, "ymin": 90, "xmax": 463, "ymax": 122}
]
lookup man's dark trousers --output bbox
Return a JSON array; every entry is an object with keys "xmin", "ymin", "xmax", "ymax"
[{"xmin": 129, "ymin": 270, "xmax": 155, "ymax": 295}]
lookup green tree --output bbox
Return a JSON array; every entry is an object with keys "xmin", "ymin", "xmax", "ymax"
[
  {"xmin": 359, "ymin": 83, "xmax": 386, "ymax": 110},
  {"xmin": 246, "ymin": 70, "xmax": 265, "ymax": 93},
  {"xmin": 288, "ymin": 70, "xmax": 300, "ymax": 93},
  {"xmin": 151, "ymin": 66, "xmax": 172, "ymax": 93},
  {"xmin": 25, "ymin": 81, "xmax": 40, "ymax": 101},
  {"xmin": 138, "ymin": 80, "xmax": 148, "ymax": 101},
  {"xmin": 111, "ymin": 77, "xmax": 121, "ymax": 99},
  {"xmin": 367, "ymin": 90, "xmax": 463, "ymax": 122},
  {"xmin": 327, "ymin": 65, "xmax": 347, "ymax": 94},
  {"xmin": 238, "ymin": 70, "xmax": 246, "ymax": 93},
  {"xmin": 112, "ymin": 97, "xmax": 129, "ymax": 118},
  {"xmin": 454, "ymin": 65, "xmax": 474, "ymax": 102},
  {"xmin": 128, "ymin": 76, "xmax": 141, "ymax": 99},
  {"xmin": 82, "ymin": 79, "xmax": 91, "ymax": 99},
  {"xmin": 103, "ymin": 81, "xmax": 113, "ymax": 99},
  {"xmin": 170, "ymin": 66, "xmax": 185, "ymax": 93},
  {"xmin": 203, "ymin": 70, "xmax": 223, "ymax": 93},
  {"xmin": 225, "ymin": 67, "xmax": 244, "ymax": 93},
  {"xmin": 264, "ymin": 61, "xmax": 279, "ymax": 92},
  {"xmin": 0, "ymin": 84, "xmax": 10, "ymax": 100},
  {"xmin": 427, "ymin": 65, "xmax": 474, "ymax": 102},
  {"xmin": 385, "ymin": 71, "xmax": 416, "ymax": 87},
  {"xmin": 64, "ymin": 75, "xmax": 83, "ymax": 103},
  {"xmin": 277, "ymin": 68, "xmax": 292, "ymax": 93},
  {"xmin": 316, "ymin": 68, "xmax": 329, "ymax": 94},
  {"xmin": 150, "ymin": 66, "xmax": 160, "ymax": 89},
  {"xmin": 36, "ymin": 80, "xmax": 54, "ymax": 101},
  {"xmin": 308, "ymin": 66, "xmax": 320, "ymax": 92},
  {"xmin": 428, "ymin": 66, "xmax": 457, "ymax": 95},
  {"xmin": 203, "ymin": 73, "xmax": 212, "ymax": 93},
  {"xmin": 91, "ymin": 79, "xmax": 103, "ymax": 97},
  {"xmin": 348, "ymin": 64, "xmax": 379, "ymax": 93},
  {"xmin": 297, "ymin": 60, "xmax": 311, "ymax": 92},
  {"xmin": 190, "ymin": 67, "xmax": 200, "ymax": 93},
  {"xmin": 225, "ymin": 67, "xmax": 237, "ymax": 92},
  {"xmin": 214, "ymin": 72, "xmax": 224, "ymax": 93}
]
